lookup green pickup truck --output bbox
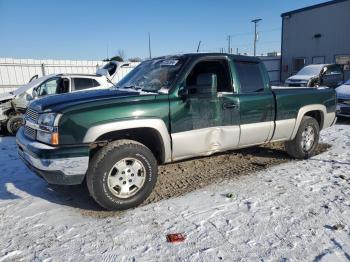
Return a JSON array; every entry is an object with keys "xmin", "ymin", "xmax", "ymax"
[{"xmin": 16, "ymin": 53, "xmax": 337, "ymax": 210}]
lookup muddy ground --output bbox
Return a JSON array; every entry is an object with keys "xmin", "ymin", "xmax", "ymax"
[{"xmin": 47, "ymin": 142, "xmax": 330, "ymax": 218}]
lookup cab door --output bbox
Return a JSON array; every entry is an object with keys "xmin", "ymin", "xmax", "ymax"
[
  {"xmin": 233, "ymin": 60, "xmax": 275, "ymax": 146},
  {"xmin": 170, "ymin": 57, "xmax": 240, "ymax": 160}
]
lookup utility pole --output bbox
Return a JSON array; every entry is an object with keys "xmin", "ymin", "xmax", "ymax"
[
  {"xmin": 227, "ymin": 35, "xmax": 231, "ymax": 54},
  {"xmin": 197, "ymin": 40, "xmax": 201, "ymax": 52},
  {"xmin": 251, "ymin": 18, "xmax": 262, "ymax": 56},
  {"xmin": 148, "ymin": 32, "xmax": 152, "ymax": 59}
]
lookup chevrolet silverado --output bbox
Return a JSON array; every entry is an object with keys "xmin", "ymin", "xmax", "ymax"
[{"xmin": 16, "ymin": 53, "xmax": 337, "ymax": 210}]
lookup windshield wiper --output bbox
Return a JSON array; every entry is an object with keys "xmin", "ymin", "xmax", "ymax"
[{"xmin": 123, "ymin": 85, "xmax": 142, "ymax": 90}]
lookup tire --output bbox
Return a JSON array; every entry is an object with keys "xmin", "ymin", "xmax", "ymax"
[
  {"xmin": 7, "ymin": 115, "xmax": 25, "ymax": 135},
  {"xmin": 285, "ymin": 116, "xmax": 320, "ymax": 159},
  {"xmin": 86, "ymin": 139, "xmax": 158, "ymax": 211}
]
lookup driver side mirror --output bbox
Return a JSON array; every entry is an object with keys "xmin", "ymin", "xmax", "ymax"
[{"xmin": 178, "ymin": 86, "xmax": 188, "ymax": 100}]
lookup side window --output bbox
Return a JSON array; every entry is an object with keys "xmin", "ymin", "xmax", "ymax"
[
  {"xmin": 73, "ymin": 78, "xmax": 95, "ymax": 91},
  {"xmin": 186, "ymin": 60, "xmax": 232, "ymax": 93},
  {"xmin": 57, "ymin": 78, "xmax": 69, "ymax": 94},
  {"xmin": 92, "ymin": 79, "xmax": 100, "ymax": 87},
  {"xmin": 325, "ymin": 65, "xmax": 342, "ymax": 75},
  {"xmin": 235, "ymin": 61, "xmax": 265, "ymax": 93},
  {"xmin": 37, "ymin": 78, "xmax": 60, "ymax": 96}
]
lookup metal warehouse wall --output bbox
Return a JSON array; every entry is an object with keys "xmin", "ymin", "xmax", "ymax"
[
  {"xmin": 281, "ymin": 0, "xmax": 350, "ymax": 81},
  {"xmin": 0, "ymin": 58, "xmax": 105, "ymax": 93}
]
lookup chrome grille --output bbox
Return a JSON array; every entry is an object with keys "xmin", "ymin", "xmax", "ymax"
[
  {"xmin": 25, "ymin": 108, "xmax": 39, "ymax": 123},
  {"xmin": 24, "ymin": 126, "xmax": 36, "ymax": 140}
]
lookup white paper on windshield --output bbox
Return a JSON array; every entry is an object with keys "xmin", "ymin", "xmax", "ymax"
[{"xmin": 160, "ymin": 59, "xmax": 179, "ymax": 66}]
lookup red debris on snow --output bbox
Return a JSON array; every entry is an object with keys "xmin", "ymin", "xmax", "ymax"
[{"xmin": 166, "ymin": 233, "xmax": 186, "ymax": 243}]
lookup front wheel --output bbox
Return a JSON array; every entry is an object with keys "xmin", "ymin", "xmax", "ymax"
[
  {"xmin": 285, "ymin": 116, "xmax": 320, "ymax": 159},
  {"xmin": 7, "ymin": 115, "xmax": 24, "ymax": 135},
  {"xmin": 86, "ymin": 139, "xmax": 158, "ymax": 211}
]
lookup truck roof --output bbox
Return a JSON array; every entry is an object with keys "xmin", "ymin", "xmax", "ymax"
[
  {"xmin": 55, "ymin": 73, "xmax": 103, "ymax": 77},
  {"xmin": 150, "ymin": 53, "xmax": 261, "ymax": 63}
]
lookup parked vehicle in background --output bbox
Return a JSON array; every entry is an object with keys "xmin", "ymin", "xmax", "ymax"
[
  {"xmin": 285, "ymin": 64, "xmax": 344, "ymax": 88},
  {"xmin": 336, "ymin": 78, "xmax": 350, "ymax": 117},
  {"xmin": 97, "ymin": 61, "xmax": 140, "ymax": 85},
  {"xmin": 16, "ymin": 53, "xmax": 337, "ymax": 211},
  {"xmin": 0, "ymin": 74, "xmax": 113, "ymax": 134}
]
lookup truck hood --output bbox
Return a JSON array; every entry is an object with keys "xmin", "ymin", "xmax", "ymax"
[
  {"xmin": 336, "ymin": 84, "xmax": 350, "ymax": 99},
  {"xmin": 29, "ymin": 88, "xmax": 156, "ymax": 112},
  {"xmin": 285, "ymin": 74, "xmax": 315, "ymax": 83}
]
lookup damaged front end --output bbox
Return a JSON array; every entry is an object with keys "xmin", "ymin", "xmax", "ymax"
[{"xmin": 0, "ymin": 96, "xmax": 28, "ymax": 133}]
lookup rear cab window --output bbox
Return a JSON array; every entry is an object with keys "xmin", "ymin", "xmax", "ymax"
[{"xmin": 234, "ymin": 61, "xmax": 268, "ymax": 93}]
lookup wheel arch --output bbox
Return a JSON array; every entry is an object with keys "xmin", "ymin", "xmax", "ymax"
[
  {"xmin": 84, "ymin": 119, "xmax": 172, "ymax": 164},
  {"xmin": 291, "ymin": 104, "xmax": 326, "ymax": 139}
]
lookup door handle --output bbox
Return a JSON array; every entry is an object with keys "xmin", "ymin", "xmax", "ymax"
[{"xmin": 222, "ymin": 102, "xmax": 237, "ymax": 110}]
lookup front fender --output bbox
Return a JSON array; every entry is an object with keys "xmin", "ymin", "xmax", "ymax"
[{"xmin": 83, "ymin": 118, "xmax": 172, "ymax": 163}]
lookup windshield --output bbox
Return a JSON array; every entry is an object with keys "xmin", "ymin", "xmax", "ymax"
[
  {"xmin": 117, "ymin": 58, "xmax": 184, "ymax": 92},
  {"xmin": 296, "ymin": 65, "xmax": 324, "ymax": 76}
]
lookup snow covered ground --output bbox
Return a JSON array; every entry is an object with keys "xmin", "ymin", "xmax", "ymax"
[{"xmin": 1, "ymin": 125, "xmax": 350, "ymax": 261}]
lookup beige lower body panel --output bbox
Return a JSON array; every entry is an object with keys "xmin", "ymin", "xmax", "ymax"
[
  {"xmin": 271, "ymin": 119, "xmax": 296, "ymax": 142},
  {"xmin": 172, "ymin": 126, "xmax": 240, "ymax": 161},
  {"xmin": 170, "ymin": 114, "xmax": 334, "ymax": 161},
  {"xmin": 238, "ymin": 121, "xmax": 274, "ymax": 147}
]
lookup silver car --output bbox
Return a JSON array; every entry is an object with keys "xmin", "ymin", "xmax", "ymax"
[{"xmin": 336, "ymin": 79, "xmax": 350, "ymax": 117}]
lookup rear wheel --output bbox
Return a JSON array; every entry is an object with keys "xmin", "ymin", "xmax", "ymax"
[
  {"xmin": 285, "ymin": 116, "xmax": 320, "ymax": 159},
  {"xmin": 7, "ymin": 115, "xmax": 24, "ymax": 135},
  {"xmin": 86, "ymin": 139, "xmax": 158, "ymax": 211}
]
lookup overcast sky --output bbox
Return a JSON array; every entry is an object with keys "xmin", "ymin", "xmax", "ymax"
[{"xmin": 0, "ymin": 0, "xmax": 326, "ymax": 60}]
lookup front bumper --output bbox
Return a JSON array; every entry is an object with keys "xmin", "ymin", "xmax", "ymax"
[
  {"xmin": 337, "ymin": 103, "xmax": 350, "ymax": 117},
  {"xmin": 16, "ymin": 127, "xmax": 89, "ymax": 185}
]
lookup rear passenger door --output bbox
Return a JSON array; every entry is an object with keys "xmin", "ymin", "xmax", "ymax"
[{"xmin": 234, "ymin": 60, "xmax": 275, "ymax": 146}]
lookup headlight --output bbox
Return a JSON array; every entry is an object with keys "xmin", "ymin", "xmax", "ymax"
[
  {"xmin": 37, "ymin": 113, "xmax": 57, "ymax": 126},
  {"xmin": 36, "ymin": 113, "xmax": 61, "ymax": 145}
]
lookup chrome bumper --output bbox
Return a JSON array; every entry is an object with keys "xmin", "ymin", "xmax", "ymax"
[{"xmin": 16, "ymin": 127, "xmax": 89, "ymax": 184}]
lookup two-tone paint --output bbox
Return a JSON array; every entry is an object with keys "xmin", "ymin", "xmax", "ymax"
[{"xmin": 16, "ymin": 53, "xmax": 337, "ymax": 185}]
